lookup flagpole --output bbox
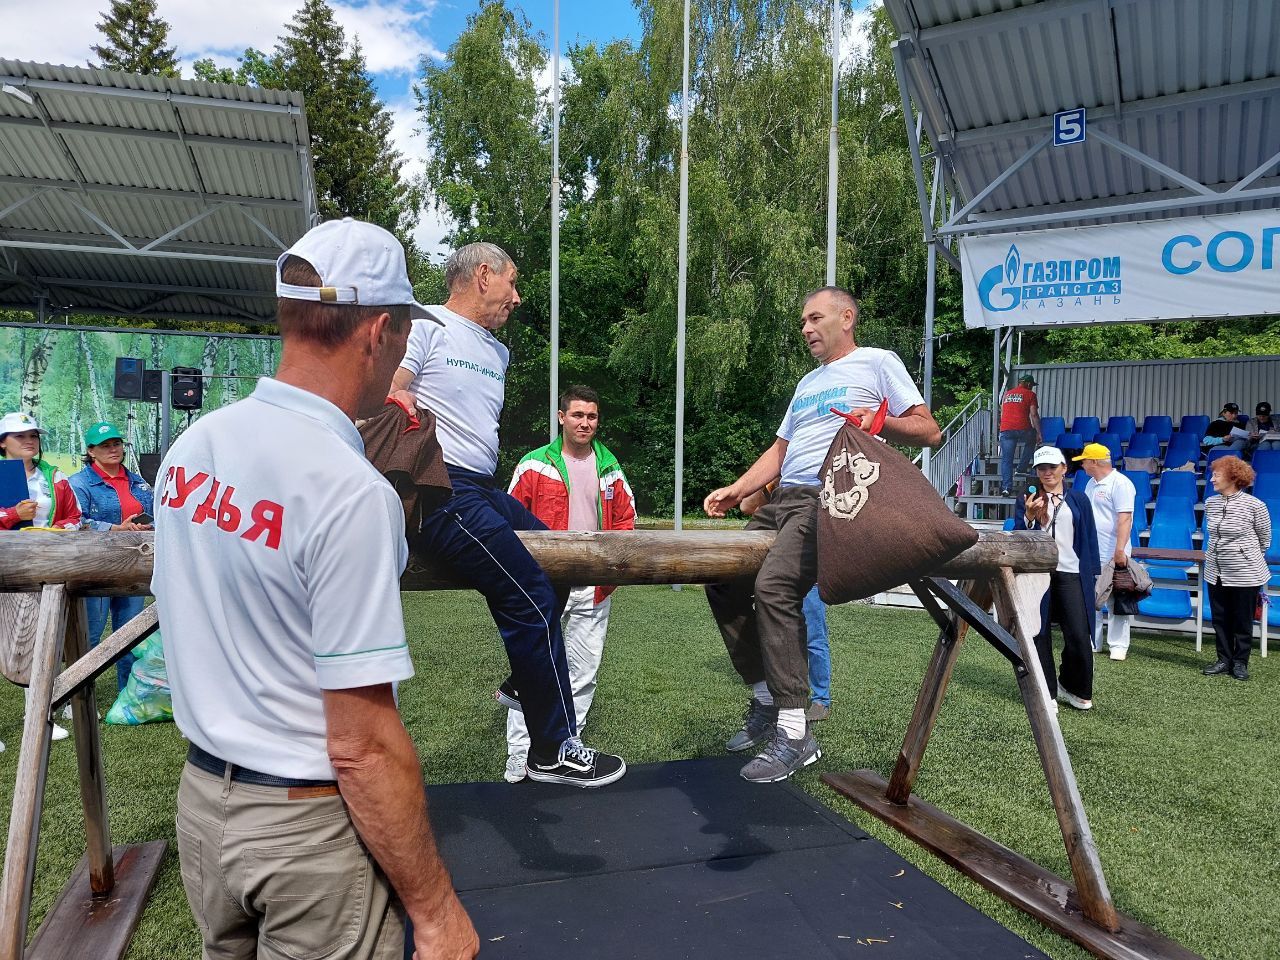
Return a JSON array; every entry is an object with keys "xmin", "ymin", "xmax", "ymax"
[
  {"xmin": 549, "ymin": 0, "xmax": 561, "ymax": 442},
  {"xmin": 825, "ymin": 0, "xmax": 840, "ymax": 284},
  {"xmin": 674, "ymin": 0, "xmax": 691, "ymax": 556}
]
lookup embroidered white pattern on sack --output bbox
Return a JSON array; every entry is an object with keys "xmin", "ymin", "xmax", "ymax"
[{"xmin": 821, "ymin": 448, "xmax": 880, "ymax": 520}]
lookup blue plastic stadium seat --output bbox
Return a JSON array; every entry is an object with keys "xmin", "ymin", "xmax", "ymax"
[
  {"xmin": 1252, "ymin": 473, "xmax": 1280, "ymax": 501},
  {"xmin": 1253, "ymin": 450, "xmax": 1280, "ymax": 475},
  {"xmin": 1121, "ymin": 470, "xmax": 1152, "ymax": 534},
  {"xmin": 1157, "ymin": 470, "xmax": 1198, "ymax": 503},
  {"xmin": 1142, "ymin": 415, "xmax": 1173, "ymax": 444},
  {"xmin": 1124, "ymin": 432, "xmax": 1160, "ymax": 460},
  {"xmin": 1072, "ymin": 417, "xmax": 1101, "ymax": 443},
  {"xmin": 1267, "ymin": 501, "xmax": 1280, "ymax": 566},
  {"xmin": 1107, "ymin": 416, "xmax": 1137, "ymax": 443},
  {"xmin": 1162, "ymin": 432, "xmax": 1200, "ymax": 471},
  {"xmin": 1268, "ymin": 572, "xmax": 1280, "ymax": 629},
  {"xmin": 1180, "ymin": 415, "xmax": 1210, "ymax": 439},
  {"xmin": 1040, "ymin": 416, "xmax": 1066, "ymax": 446},
  {"xmin": 1206, "ymin": 447, "xmax": 1243, "ymax": 470},
  {"xmin": 1138, "ymin": 503, "xmax": 1196, "ymax": 620},
  {"xmin": 1057, "ymin": 432, "xmax": 1083, "ymax": 455},
  {"xmin": 1095, "ymin": 432, "xmax": 1122, "ymax": 461},
  {"xmin": 1067, "ymin": 469, "xmax": 1087, "ymax": 491}
]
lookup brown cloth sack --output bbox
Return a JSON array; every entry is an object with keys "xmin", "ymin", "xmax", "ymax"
[
  {"xmin": 359, "ymin": 399, "xmax": 452, "ymax": 531},
  {"xmin": 817, "ymin": 400, "xmax": 977, "ymax": 603}
]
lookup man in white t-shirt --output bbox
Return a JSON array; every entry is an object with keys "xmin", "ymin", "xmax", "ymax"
[
  {"xmin": 153, "ymin": 219, "xmax": 476, "ymax": 960},
  {"xmin": 704, "ymin": 286, "xmax": 941, "ymax": 782},
  {"xmin": 1077, "ymin": 441, "xmax": 1137, "ymax": 660},
  {"xmin": 388, "ymin": 244, "xmax": 626, "ymax": 789}
]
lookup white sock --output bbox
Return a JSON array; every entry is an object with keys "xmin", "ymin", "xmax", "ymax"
[
  {"xmin": 752, "ymin": 682, "xmax": 773, "ymax": 706},
  {"xmin": 777, "ymin": 708, "xmax": 807, "ymax": 740}
]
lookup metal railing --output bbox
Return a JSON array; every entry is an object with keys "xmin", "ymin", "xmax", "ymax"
[{"xmin": 920, "ymin": 394, "xmax": 989, "ymax": 498}]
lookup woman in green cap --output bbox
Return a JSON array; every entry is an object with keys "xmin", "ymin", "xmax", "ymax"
[{"xmin": 69, "ymin": 421, "xmax": 154, "ymax": 691}]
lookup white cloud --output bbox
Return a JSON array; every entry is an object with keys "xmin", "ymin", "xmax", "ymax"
[
  {"xmin": 2, "ymin": 0, "xmax": 441, "ymax": 76},
  {"xmin": 385, "ymin": 98, "xmax": 453, "ymax": 258}
]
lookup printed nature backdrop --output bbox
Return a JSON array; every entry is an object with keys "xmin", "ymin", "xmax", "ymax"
[{"xmin": 1, "ymin": 326, "xmax": 280, "ymax": 476}]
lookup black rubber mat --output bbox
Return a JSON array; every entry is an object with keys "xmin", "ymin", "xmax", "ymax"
[{"xmin": 416, "ymin": 758, "xmax": 1048, "ymax": 959}]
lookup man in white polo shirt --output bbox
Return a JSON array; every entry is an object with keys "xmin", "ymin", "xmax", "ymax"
[
  {"xmin": 388, "ymin": 243, "xmax": 625, "ymax": 788},
  {"xmin": 704, "ymin": 286, "xmax": 941, "ymax": 783},
  {"xmin": 153, "ymin": 218, "xmax": 477, "ymax": 960},
  {"xmin": 1076, "ymin": 441, "xmax": 1137, "ymax": 660}
]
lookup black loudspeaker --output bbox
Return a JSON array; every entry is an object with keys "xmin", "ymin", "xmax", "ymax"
[
  {"xmin": 141, "ymin": 369, "xmax": 163, "ymax": 403},
  {"xmin": 114, "ymin": 357, "xmax": 144, "ymax": 400},
  {"xmin": 138, "ymin": 453, "xmax": 162, "ymax": 487},
  {"xmin": 171, "ymin": 366, "xmax": 204, "ymax": 410}
]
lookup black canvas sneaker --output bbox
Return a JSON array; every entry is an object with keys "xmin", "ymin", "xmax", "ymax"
[
  {"xmin": 526, "ymin": 738, "xmax": 626, "ymax": 788},
  {"xmin": 495, "ymin": 678, "xmax": 521, "ymax": 712}
]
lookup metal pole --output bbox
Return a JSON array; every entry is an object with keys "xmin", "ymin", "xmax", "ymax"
[
  {"xmin": 921, "ymin": 239, "xmax": 937, "ymax": 473},
  {"xmin": 160, "ymin": 371, "xmax": 172, "ymax": 458},
  {"xmin": 825, "ymin": 0, "xmax": 840, "ymax": 284},
  {"xmin": 991, "ymin": 327, "xmax": 1002, "ymax": 452},
  {"xmin": 674, "ymin": 0, "xmax": 691, "ymax": 545},
  {"xmin": 548, "ymin": 0, "xmax": 561, "ymax": 443}
]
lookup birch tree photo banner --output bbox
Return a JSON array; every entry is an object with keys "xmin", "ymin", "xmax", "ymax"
[{"xmin": 0, "ymin": 325, "xmax": 281, "ymax": 474}]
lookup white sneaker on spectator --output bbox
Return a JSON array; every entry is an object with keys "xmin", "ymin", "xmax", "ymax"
[
  {"xmin": 0, "ymin": 740, "xmax": 5, "ymax": 753},
  {"xmin": 503, "ymin": 754, "xmax": 527, "ymax": 783},
  {"xmin": 51, "ymin": 723, "xmax": 69, "ymax": 742},
  {"xmin": 1108, "ymin": 650, "xmax": 1127, "ymax": 661},
  {"xmin": 1057, "ymin": 689, "xmax": 1093, "ymax": 711}
]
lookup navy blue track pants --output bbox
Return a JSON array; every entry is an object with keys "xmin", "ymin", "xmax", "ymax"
[{"xmin": 412, "ymin": 468, "xmax": 576, "ymax": 753}]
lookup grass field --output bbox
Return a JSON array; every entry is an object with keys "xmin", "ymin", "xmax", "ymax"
[{"xmin": 1, "ymin": 588, "xmax": 1276, "ymax": 959}]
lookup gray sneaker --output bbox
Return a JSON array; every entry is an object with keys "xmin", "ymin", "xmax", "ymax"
[
  {"xmin": 740, "ymin": 730, "xmax": 821, "ymax": 783},
  {"xmin": 725, "ymin": 699, "xmax": 778, "ymax": 753}
]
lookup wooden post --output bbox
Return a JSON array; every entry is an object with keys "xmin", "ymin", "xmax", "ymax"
[
  {"xmin": 62, "ymin": 598, "xmax": 115, "ymax": 897},
  {"xmin": 990, "ymin": 567, "xmax": 1120, "ymax": 933},
  {"xmin": 885, "ymin": 579, "xmax": 987, "ymax": 804},
  {"xmin": 0, "ymin": 594, "xmax": 40, "ymax": 685},
  {"xmin": 0, "ymin": 585, "xmax": 69, "ymax": 960}
]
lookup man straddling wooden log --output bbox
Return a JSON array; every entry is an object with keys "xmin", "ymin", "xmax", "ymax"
[
  {"xmin": 703, "ymin": 287, "xmax": 942, "ymax": 783},
  {"xmin": 388, "ymin": 244, "xmax": 627, "ymax": 788},
  {"xmin": 152, "ymin": 219, "xmax": 477, "ymax": 960}
]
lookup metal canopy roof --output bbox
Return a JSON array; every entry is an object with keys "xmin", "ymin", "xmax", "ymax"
[
  {"xmin": 883, "ymin": 0, "xmax": 1280, "ymax": 238},
  {"xmin": 0, "ymin": 59, "xmax": 317, "ymax": 326}
]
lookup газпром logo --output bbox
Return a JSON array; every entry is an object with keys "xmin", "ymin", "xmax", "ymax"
[{"xmin": 978, "ymin": 243, "xmax": 1122, "ymax": 313}]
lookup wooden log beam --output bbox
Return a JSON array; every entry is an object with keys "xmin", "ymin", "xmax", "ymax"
[{"xmin": 0, "ymin": 530, "xmax": 1055, "ymax": 596}]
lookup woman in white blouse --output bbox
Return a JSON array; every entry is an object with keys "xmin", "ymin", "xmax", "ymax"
[{"xmin": 1202, "ymin": 456, "xmax": 1272, "ymax": 681}]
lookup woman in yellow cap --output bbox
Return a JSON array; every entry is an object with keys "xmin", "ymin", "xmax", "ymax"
[{"xmin": 68, "ymin": 421, "xmax": 154, "ymax": 691}]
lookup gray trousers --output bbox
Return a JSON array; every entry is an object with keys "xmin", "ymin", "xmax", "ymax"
[
  {"xmin": 175, "ymin": 763, "xmax": 405, "ymax": 960},
  {"xmin": 706, "ymin": 486, "xmax": 819, "ymax": 711}
]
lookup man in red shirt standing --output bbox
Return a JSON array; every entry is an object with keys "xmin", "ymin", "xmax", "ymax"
[
  {"xmin": 503, "ymin": 385, "xmax": 636, "ymax": 782},
  {"xmin": 999, "ymin": 374, "xmax": 1041, "ymax": 497}
]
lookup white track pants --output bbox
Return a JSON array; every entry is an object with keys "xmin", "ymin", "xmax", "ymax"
[{"xmin": 507, "ymin": 586, "xmax": 612, "ymax": 758}]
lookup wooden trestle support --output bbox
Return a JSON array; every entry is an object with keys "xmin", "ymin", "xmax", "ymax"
[{"xmin": 0, "ymin": 530, "xmax": 1200, "ymax": 960}]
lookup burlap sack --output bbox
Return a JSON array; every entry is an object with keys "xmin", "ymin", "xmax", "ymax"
[{"xmin": 816, "ymin": 401, "xmax": 978, "ymax": 603}]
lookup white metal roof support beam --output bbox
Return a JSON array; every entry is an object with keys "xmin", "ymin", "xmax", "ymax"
[
  {"xmin": 0, "ymin": 186, "xmax": 52, "ymax": 222},
  {"xmin": 68, "ymin": 199, "xmax": 138, "ymax": 250},
  {"xmin": 891, "ymin": 40, "xmax": 934, "ymax": 243},
  {"xmin": 943, "ymin": 134, "xmax": 1052, "ymax": 230},
  {"xmin": 1226, "ymin": 149, "xmax": 1280, "ymax": 194},
  {"xmin": 234, "ymin": 205, "xmax": 288, "ymax": 252},
  {"xmin": 915, "ymin": 0, "xmax": 1101, "ymax": 47},
  {"xmin": 28, "ymin": 89, "xmax": 89, "ymax": 189},
  {"xmin": 167, "ymin": 98, "xmax": 208, "ymax": 201},
  {"xmin": 39, "ymin": 276, "xmax": 274, "ymax": 299},
  {"xmin": 139, "ymin": 205, "xmax": 222, "ymax": 252},
  {"xmin": 0, "ymin": 175, "xmax": 302, "ymax": 208},
  {"xmin": 1088, "ymin": 128, "xmax": 1215, "ymax": 197},
  {"xmin": 0, "ymin": 239, "xmax": 277, "ymax": 265},
  {"xmin": 0, "ymin": 76, "xmax": 302, "ymax": 117},
  {"xmin": 0, "ymin": 115, "xmax": 297, "ymax": 153}
]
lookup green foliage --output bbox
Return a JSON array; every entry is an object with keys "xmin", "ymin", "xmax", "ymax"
[
  {"xmin": 191, "ymin": 48, "xmax": 282, "ymax": 88},
  {"xmin": 90, "ymin": 0, "xmax": 180, "ymax": 76}
]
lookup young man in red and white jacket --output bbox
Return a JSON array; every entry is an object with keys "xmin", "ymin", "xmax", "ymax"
[{"xmin": 502, "ymin": 385, "xmax": 636, "ymax": 782}]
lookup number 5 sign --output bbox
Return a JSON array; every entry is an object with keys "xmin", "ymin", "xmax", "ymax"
[{"xmin": 1053, "ymin": 108, "xmax": 1086, "ymax": 146}]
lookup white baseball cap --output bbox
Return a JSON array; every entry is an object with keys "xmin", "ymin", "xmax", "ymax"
[
  {"xmin": 276, "ymin": 218, "xmax": 431, "ymax": 319},
  {"xmin": 1030, "ymin": 445, "xmax": 1066, "ymax": 467},
  {"xmin": 0, "ymin": 412, "xmax": 45, "ymax": 437}
]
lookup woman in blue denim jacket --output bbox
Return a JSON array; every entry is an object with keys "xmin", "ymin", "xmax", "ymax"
[{"xmin": 68, "ymin": 422, "xmax": 154, "ymax": 691}]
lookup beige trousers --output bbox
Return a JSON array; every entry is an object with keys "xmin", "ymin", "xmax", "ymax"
[{"xmin": 175, "ymin": 762, "xmax": 405, "ymax": 960}]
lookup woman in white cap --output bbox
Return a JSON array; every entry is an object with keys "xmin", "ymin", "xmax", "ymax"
[
  {"xmin": 1013, "ymin": 445, "xmax": 1100, "ymax": 710},
  {"xmin": 68, "ymin": 421, "xmax": 154, "ymax": 691},
  {"xmin": 0, "ymin": 411, "xmax": 83, "ymax": 745},
  {"xmin": 0, "ymin": 412, "xmax": 82, "ymax": 531}
]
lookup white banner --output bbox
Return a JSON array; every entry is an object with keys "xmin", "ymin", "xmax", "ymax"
[{"xmin": 960, "ymin": 208, "xmax": 1280, "ymax": 330}]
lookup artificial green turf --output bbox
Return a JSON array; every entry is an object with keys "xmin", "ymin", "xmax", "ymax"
[{"xmin": 0, "ymin": 589, "xmax": 1275, "ymax": 959}]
